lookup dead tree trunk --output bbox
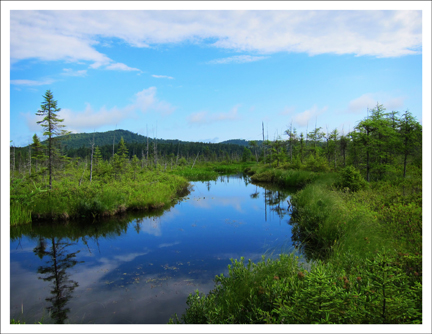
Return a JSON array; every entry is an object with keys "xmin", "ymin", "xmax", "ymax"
[{"xmin": 191, "ymin": 152, "xmax": 199, "ymax": 169}]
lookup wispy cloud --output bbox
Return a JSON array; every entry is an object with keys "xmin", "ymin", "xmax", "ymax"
[
  {"xmin": 23, "ymin": 87, "xmax": 175, "ymax": 133},
  {"xmin": 346, "ymin": 93, "xmax": 406, "ymax": 114},
  {"xmin": 10, "ymin": 78, "xmax": 55, "ymax": 86},
  {"xmin": 61, "ymin": 68, "xmax": 87, "ymax": 77},
  {"xmin": 187, "ymin": 105, "xmax": 241, "ymax": 125},
  {"xmin": 10, "ymin": 10, "xmax": 422, "ymax": 71},
  {"xmin": 105, "ymin": 62, "xmax": 142, "ymax": 72},
  {"xmin": 207, "ymin": 55, "xmax": 268, "ymax": 65},
  {"xmin": 152, "ymin": 74, "xmax": 174, "ymax": 79},
  {"xmin": 292, "ymin": 105, "xmax": 328, "ymax": 127},
  {"xmin": 279, "ymin": 106, "xmax": 296, "ymax": 116}
]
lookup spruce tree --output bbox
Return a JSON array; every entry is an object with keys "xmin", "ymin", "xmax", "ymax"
[
  {"xmin": 36, "ymin": 90, "xmax": 69, "ymax": 189},
  {"xmin": 31, "ymin": 133, "xmax": 47, "ymax": 173}
]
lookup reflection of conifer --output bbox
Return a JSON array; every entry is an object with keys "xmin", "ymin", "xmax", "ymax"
[
  {"xmin": 34, "ymin": 236, "xmax": 47, "ymax": 259},
  {"xmin": 35, "ymin": 237, "xmax": 81, "ymax": 324}
]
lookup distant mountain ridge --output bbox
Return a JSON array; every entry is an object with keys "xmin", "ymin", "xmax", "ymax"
[
  {"xmin": 219, "ymin": 139, "xmax": 263, "ymax": 147},
  {"xmin": 36, "ymin": 129, "xmax": 261, "ymax": 150}
]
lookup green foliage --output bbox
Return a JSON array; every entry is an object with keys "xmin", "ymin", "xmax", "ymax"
[
  {"xmin": 10, "ymin": 178, "xmax": 47, "ymax": 225},
  {"xmin": 177, "ymin": 157, "xmax": 188, "ymax": 166},
  {"xmin": 10, "ymin": 168, "xmax": 189, "ymax": 223},
  {"xmin": 35, "ymin": 90, "xmax": 70, "ymax": 189},
  {"xmin": 336, "ymin": 165, "xmax": 367, "ymax": 192},
  {"xmin": 170, "ymin": 251, "xmax": 421, "ymax": 324},
  {"xmin": 304, "ymin": 153, "xmax": 329, "ymax": 172},
  {"xmin": 248, "ymin": 164, "xmax": 319, "ymax": 188},
  {"xmin": 241, "ymin": 147, "xmax": 252, "ymax": 162}
]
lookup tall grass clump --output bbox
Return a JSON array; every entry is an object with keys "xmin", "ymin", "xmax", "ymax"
[
  {"xmin": 169, "ymin": 251, "xmax": 422, "ymax": 324},
  {"xmin": 12, "ymin": 170, "xmax": 189, "ymax": 222},
  {"xmin": 10, "ymin": 202, "xmax": 32, "ymax": 226}
]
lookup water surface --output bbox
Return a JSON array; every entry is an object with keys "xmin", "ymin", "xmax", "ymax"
[{"xmin": 10, "ymin": 174, "xmax": 294, "ymax": 324}]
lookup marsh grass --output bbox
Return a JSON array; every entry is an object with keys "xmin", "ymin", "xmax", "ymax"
[
  {"xmin": 170, "ymin": 252, "xmax": 422, "ymax": 324},
  {"xmin": 11, "ymin": 169, "xmax": 189, "ymax": 224},
  {"xmin": 10, "ymin": 202, "xmax": 32, "ymax": 226}
]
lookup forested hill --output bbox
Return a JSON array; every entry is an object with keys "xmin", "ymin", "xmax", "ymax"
[
  {"xmin": 27, "ymin": 129, "xmax": 255, "ymax": 161},
  {"xmin": 219, "ymin": 139, "xmax": 263, "ymax": 146},
  {"xmin": 45, "ymin": 129, "xmax": 180, "ymax": 150},
  {"xmin": 40, "ymin": 129, "xmax": 261, "ymax": 150}
]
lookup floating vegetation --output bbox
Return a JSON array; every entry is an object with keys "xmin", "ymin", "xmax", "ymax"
[
  {"xmin": 145, "ymin": 276, "xmax": 171, "ymax": 284},
  {"xmin": 162, "ymin": 264, "xmax": 179, "ymax": 271},
  {"xmin": 188, "ymin": 269, "xmax": 207, "ymax": 274}
]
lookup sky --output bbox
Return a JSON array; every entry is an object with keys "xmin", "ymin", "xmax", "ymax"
[{"xmin": 3, "ymin": 3, "xmax": 430, "ymax": 148}]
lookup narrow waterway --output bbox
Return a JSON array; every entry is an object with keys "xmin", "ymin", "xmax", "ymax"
[{"xmin": 10, "ymin": 174, "xmax": 294, "ymax": 324}]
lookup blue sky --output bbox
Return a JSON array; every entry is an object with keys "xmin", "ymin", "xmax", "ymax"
[{"xmin": 3, "ymin": 4, "xmax": 430, "ymax": 149}]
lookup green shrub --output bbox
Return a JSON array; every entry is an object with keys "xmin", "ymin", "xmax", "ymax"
[
  {"xmin": 304, "ymin": 154, "xmax": 330, "ymax": 172},
  {"xmin": 336, "ymin": 166, "xmax": 367, "ymax": 192},
  {"xmin": 170, "ymin": 251, "xmax": 422, "ymax": 324},
  {"xmin": 178, "ymin": 157, "xmax": 188, "ymax": 166}
]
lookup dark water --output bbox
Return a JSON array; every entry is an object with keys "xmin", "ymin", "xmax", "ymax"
[{"xmin": 10, "ymin": 174, "xmax": 294, "ymax": 324}]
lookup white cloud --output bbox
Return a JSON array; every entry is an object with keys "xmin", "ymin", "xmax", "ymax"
[
  {"xmin": 207, "ymin": 55, "xmax": 268, "ymax": 64},
  {"xmin": 347, "ymin": 93, "xmax": 406, "ymax": 114},
  {"xmin": 152, "ymin": 75, "xmax": 174, "ymax": 79},
  {"xmin": 113, "ymin": 251, "xmax": 150, "ymax": 262},
  {"xmin": 187, "ymin": 105, "xmax": 241, "ymax": 125},
  {"xmin": 292, "ymin": 105, "xmax": 328, "ymax": 127},
  {"xmin": 134, "ymin": 87, "xmax": 175, "ymax": 115},
  {"xmin": 10, "ymin": 78, "xmax": 55, "ymax": 86},
  {"xmin": 279, "ymin": 106, "xmax": 296, "ymax": 116},
  {"xmin": 384, "ymin": 97, "xmax": 406, "ymax": 111},
  {"xmin": 187, "ymin": 111, "xmax": 208, "ymax": 125},
  {"xmin": 10, "ymin": 10, "xmax": 422, "ymax": 70},
  {"xmin": 347, "ymin": 93, "xmax": 378, "ymax": 113},
  {"xmin": 62, "ymin": 68, "xmax": 87, "ymax": 77},
  {"xmin": 105, "ymin": 62, "xmax": 142, "ymax": 72},
  {"xmin": 23, "ymin": 87, "xmax": 175, "ymax": 133}
]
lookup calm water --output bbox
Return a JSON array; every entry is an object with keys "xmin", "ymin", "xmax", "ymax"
[{"xmin": 10, "ymin": 174, "xmax": 294, "ymax": 324}]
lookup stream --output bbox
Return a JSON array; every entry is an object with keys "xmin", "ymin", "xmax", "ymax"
[{"xmin": 10, "ymin": 173, "xmax": 295, "ymax": 324}]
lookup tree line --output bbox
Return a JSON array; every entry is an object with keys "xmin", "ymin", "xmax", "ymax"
[{"xmin": 10, "ymin": 90, "xmax": 422, "ymax": 187}]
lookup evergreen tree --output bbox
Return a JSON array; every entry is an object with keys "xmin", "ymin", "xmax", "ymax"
[
  {"xmin": 285, "ymin": 124, "xmax": 298, "ymax": 163},
  {"xmin": 36, "ymin": 90, "xmax": 70, "ymax": 189},
  {"xmin": 241, "ymin": 147, "xmax": 252, "ymax": 162},
  {"xmin": 399, "ymin": 110, "xmax": 422, "ymax": 177},
  {"xmin": 351, "ymin": 103, "xmax": 397, "ymax": 181},
  {"xmin": 93, "ymin": 146, "xmax": 103, "ymax": 166},
  {"xmin": 31, "ymin": 133, "xmax": 47, "ymax": 173},
  {"xmin": 131, "ymin": 155, "xmax": 140, "ymax": 180},
  {"xmin": 248, "ymin": 141, "xmax": 259, "ymax": 162},
  {"xmin": 113, "ymin": 137, "xmax": 129, "ymax": 177}
]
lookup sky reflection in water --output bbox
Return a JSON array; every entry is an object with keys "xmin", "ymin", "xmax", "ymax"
[{"xmin": 10, "ymin": 174, "xmax": 294, "ymax": 324}]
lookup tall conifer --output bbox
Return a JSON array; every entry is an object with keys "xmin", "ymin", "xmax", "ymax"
[{"xmin": 36, "ymin": 90, "xmax": 69, "ymax": 189}]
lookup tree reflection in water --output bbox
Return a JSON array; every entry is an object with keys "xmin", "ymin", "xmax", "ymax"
[{"xmin": 34, "ymin": 237, "xmax": 81, "ymax": 324}]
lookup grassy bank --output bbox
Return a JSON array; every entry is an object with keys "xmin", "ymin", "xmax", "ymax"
[
  {"xmin": 170, "ymin": 163, "xmax": 422, "ymax": 324},
  {"xmin": 10, "ymin": 161, "xmax": 253, "ymax": 225},
  {"xmin": 10, "ymin": 170, "xmax": 189, "ymax": 225},
  {"xmin": 169, "ymin": 161, "xmax": 255, "ymax": 181}
]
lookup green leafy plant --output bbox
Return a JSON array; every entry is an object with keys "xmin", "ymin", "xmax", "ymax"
[{"xmin": 336, "ymin": 165, "xmax": 367, "ymax": 192}]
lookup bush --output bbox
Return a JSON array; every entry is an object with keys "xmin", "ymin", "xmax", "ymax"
[
  {"xmin": 178, "ymin": 157, "xmax": 188, "ymax": 166},
  {"xmin": 169, "ymin": 251, "xmax": 422, "ymax": 324},
  {"xmin": 304, "ymin": 154, "xmax": 329, "ymax": 172},
  {"xmin": 336, "ymin": 166, "xmax": 367, "ymax": 192}
]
